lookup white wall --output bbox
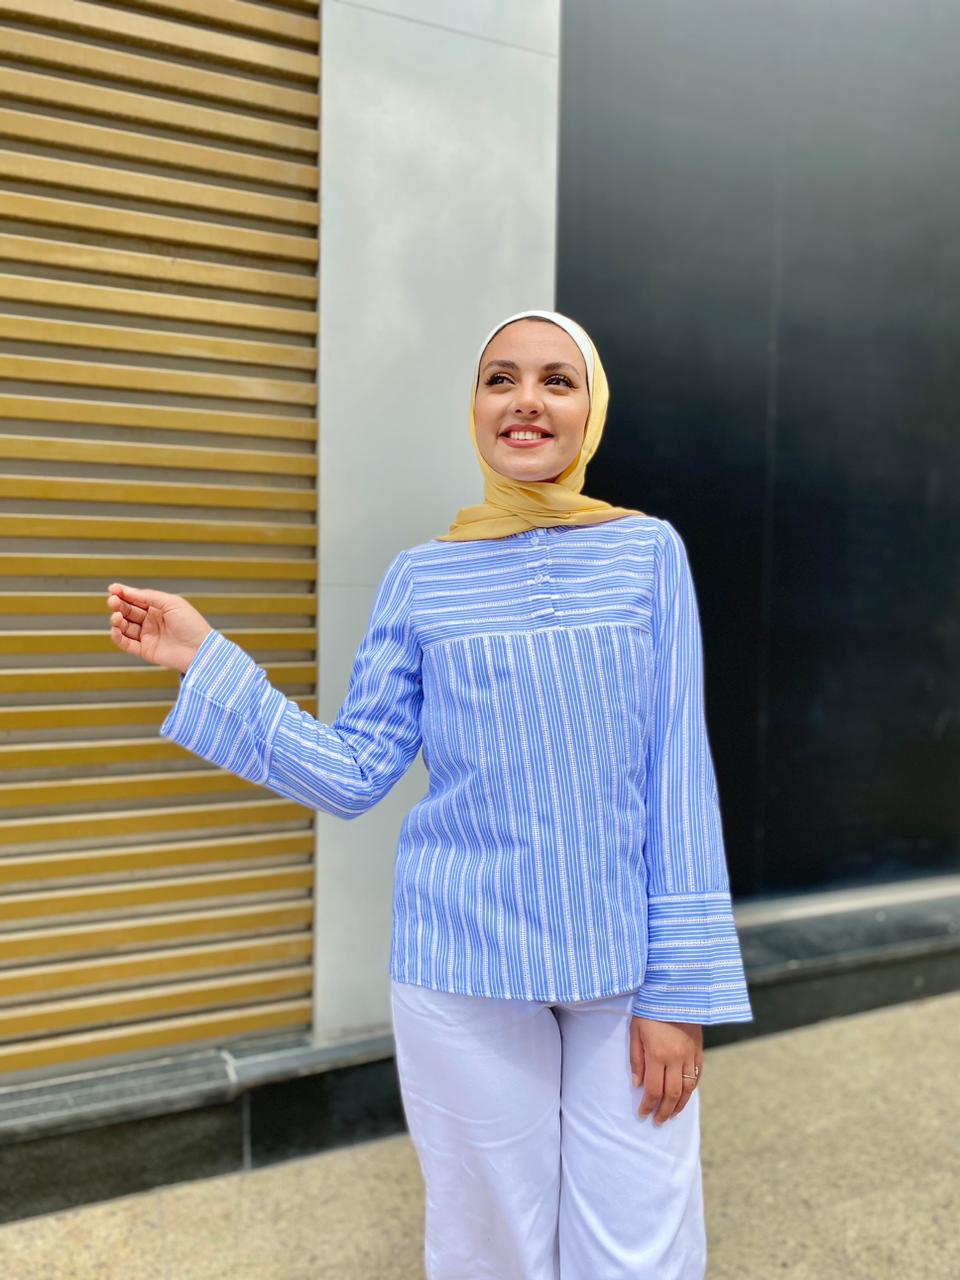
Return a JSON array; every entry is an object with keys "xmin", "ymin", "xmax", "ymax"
[{"xmin": 313, "ymin": 0, "xmax": 561, "ymax": 1046}]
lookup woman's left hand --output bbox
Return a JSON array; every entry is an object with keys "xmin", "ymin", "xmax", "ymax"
[{"xmin": 630, "ymin": 1016, "xmax": 704, "ymax": 1125}]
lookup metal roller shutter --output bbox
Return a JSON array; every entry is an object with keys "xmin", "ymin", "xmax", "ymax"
[{"xmin": 0, "ymin": 0, "xmax": 319, "ymax": 1077}]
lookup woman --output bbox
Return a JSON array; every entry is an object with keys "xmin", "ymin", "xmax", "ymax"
[{"xmin": 106, "ymin": 309, "xmax": 753, "ymax": 1279}]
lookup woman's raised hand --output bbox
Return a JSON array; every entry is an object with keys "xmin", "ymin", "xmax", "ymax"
[{"xmin": 106, "ymin": 583, "xmax": 213, "ymax": 675}]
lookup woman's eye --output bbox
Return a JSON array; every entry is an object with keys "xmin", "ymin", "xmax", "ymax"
[{"xmin": 485, "ymin": 374, "xmax": 573, "ymax": 387}]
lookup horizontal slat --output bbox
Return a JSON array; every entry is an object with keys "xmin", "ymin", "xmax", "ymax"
[
  {"xmin": 0, "ymin": 694, "xmax": 318, "ymax": 732},
  {"xmin": 0, "ymin": 66, "xmax": 318, "ymax": 153},
  {"xmin": 3, "ymin": 26, "xmax": 316, "ymax": 115},
  {"xmin": 45, "ymin": 628, "xmax": 314, "ymax": 653},
  {"xmin": 0, "ymin": 934, "xmax": 313, "ymax": 1002},
  {"xmin": 0, "ymin": 901, "xmax": 313, "ymax": 965},
  {"xmin": 0, "ymin": 965, "xmax": 312, "ymax": 1041},
  {"xmin": 0, "ymin": 798, "xmax": 307, "ymax": 850},
  {"xmin": 0, "ymin": 438, "xmax": 316, "ymax": 477},
  {"xmin": 0, "ymin": 662, "xmax": 316, "ymax": 695},
  {"xmin": 0, "ymin": 399, "xmax": 316, "ymax": 441},
  {"xmin": 104, "ymin": 0, "xmax": 319, "ymax": 44},
  {"xmin": 0, "ymin": 109, "xmax": 319, "ymax": 189},
  {"xmin": 5, "ymin": 729, "xmax": 310, "ymax": 766},
  {"xmin": 0, "ymin": 193, "xmax": 318, "ymax": 261},
  {"xmin": 0, "ymin": 771, "xmax": 272, "ymax": 810},
  {"xmin": 0, "ymin": 354, "xmax": 316, "ymax": 403},
  {"xmin": 0, "ymin": 831, "xmax": 314, "ymax": 885},
  {"xmin": 0, "ymin": 867, "xmax": 312, "ymax": 923},
  {"xmin": 0, "ymin": 149, "xmax": 318, "ymax": 225},
  {"xmin": 0, "ymin": 998, "xmax": 312, "ymax": 1074},
  {"xmin": 0, "ymin": 551, "xmax": 316, "ymax": 576},
  {"xmin": 0, "ymin": 272, "xmax": 315, "ymax": 331},
  {"xmin": 0, "ymin": 315, "xmax": 316, "ymax": 371},
  {"xmin": 1, "ymin": 0, "xmax": 319, "ymax": 79},
  {"xmin": 0, "ymin": 232, "xmax": 317, "ymax": 299},
  {"xmin": 16, "ymin": 725, "xmax": 321, "ymax": 758},
  {"xmin": 0, "ymin": 473, "xmax": 313, "ymax": 512},
  {"xmin": 0, "ymin": 476, "xmax": 316, "ymax": 511},
  {"xmin": 0, "ymin": 591, "xmax": 318, "ymax": 617},
  {"xmin": 1, "ymin": 626, "xmax": 315, "ymax": 657},
  {"xmin": 1, "ymin": 738, "xmax": 256, "ymax": 768},
  {"xmin": 0, "ymin": 514, "xmax": 315, "ymax": 547}
]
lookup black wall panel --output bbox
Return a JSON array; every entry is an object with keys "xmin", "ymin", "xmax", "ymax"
[{"xmin": 557, "ymin": 1, "xmax": 959, "ymax": 896}]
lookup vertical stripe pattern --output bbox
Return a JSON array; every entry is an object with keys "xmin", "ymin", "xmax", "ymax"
[{"xmin": 161, "ymin": 515, "xmax": 753, "ymax": 1024}]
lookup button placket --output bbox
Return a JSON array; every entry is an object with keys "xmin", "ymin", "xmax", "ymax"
[{"xmin": 526, "ymin": 528, "xmax": 555, "ymax": 618}]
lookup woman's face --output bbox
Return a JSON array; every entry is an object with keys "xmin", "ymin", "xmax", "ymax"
[{"xmin": 473, "ymin": 320, "xmax": 590, "ymax": 484}]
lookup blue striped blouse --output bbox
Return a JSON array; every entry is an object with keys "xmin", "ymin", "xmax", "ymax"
[{"xmin": 161, "ymin": 513, "xmax": 753, "ymax": 1024}]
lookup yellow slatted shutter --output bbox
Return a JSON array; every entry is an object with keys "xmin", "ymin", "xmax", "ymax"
[{"xmin": 0, "ymin": 0, "xmax": 319, "ymax": 1077}]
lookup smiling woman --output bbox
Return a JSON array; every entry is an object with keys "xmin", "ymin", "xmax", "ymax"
[{"xmin": 109, "ymin": 307, "xmax": 751, "ymax": 1280}]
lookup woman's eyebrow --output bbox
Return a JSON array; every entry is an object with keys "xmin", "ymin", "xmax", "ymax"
[{"xmin": 480, "ymin": 359, "xmax": 581, "ymax": 376}]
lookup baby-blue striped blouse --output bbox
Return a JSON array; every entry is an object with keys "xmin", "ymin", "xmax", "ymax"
[{"xmin": 161, "ymin": 513, "xmax": 753, "ymax": 1024}]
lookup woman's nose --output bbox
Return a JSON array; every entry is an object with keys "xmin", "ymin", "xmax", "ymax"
[{"xmin": 513, "ymin": 384, "xmax": 544, "ymax": 412}]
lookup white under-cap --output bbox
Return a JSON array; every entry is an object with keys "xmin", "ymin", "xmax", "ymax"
[{"xmin": 474, "ymin": 309, "xmax": 595, "ymax": 397}]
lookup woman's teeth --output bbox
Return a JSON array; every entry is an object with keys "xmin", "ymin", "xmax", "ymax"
[{"xmin": 504, "ymin": 431, "xmax": 550, "ymax": 441}]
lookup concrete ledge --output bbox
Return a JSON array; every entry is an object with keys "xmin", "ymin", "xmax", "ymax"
[
  {"xmin": 0, "ymin": 877, "xmax": 957, "ymax": 1223},
  {"xmin": 0, "ymin": 1032, "xmax": 396, "ymax": 1145},
  {"xmin": 706, "ymin": 873, "xmax": 960, "ymax": 1046}
]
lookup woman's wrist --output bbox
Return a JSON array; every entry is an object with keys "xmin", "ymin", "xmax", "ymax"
[
  {"xmin": 178, "ymin": 627, "xmax": 215, "ymax": 680},
  {"xmin": 180, "ymin": 630, "xmax": 213, "ymax": 679}
]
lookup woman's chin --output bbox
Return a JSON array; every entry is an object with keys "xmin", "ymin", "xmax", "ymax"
[
  {"xmin": 498, "ymin": 469, "xmax": 556, "ymax": 484},
  {"xmin": 490, "ymin": 458, "xmax": 565, "ymax": 483}
]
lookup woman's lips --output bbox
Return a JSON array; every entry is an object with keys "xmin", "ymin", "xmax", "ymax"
[{"xmin": 500, "ymin": 435, "xmax": 553, "ymax": 449}]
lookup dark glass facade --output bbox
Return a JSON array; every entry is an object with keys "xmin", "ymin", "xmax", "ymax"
[{"xmin": 557, "ymin": 1, "xmax": 959, "ymax": 897}]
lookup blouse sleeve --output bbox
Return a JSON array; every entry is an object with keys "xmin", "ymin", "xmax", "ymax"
[
  {"xmin": 160, "ymin": 549, "xmax": 423, "ymax": 819},
  {"xmin": 631, "ymin": 521, "xmax": 753, "ymax": 1024}
]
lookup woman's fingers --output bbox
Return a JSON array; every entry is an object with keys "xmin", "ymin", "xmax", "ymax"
[
  {"xmin": 110, "ymin": 621, "xmax": 141, "ymax": 656},
  {"xmin": 107, "ymin": 583, "xmax": 169, "ymax": 612},
  {"xmin": 106, "ymin": 584, "xmax": 149, "ymax": 625},
  {"xmin": 111, "ymin": 616, "xmax": 143, "ymax": 647},
  {"xmin": 653, "ymin": 1062, "xmax": 684, "ymax": 1125},
  {"xmin": 107, "ymin": 583, "xmax": 143, "ymax": 608},
  {"xmin": 109, "ymin": 603, "xmax": 146, "ymax": 631},
  {"xmin": 638, "ymin": 1060, "xmax": 699, "ymax": 1124},
  {"xmin": 637, "ymin": 1059, "xmax": 664, "ymax": 1122},
  {"xmin": 629, "ymin": 1018, "xmax": 645, "ymax": 1090},
  {"xmin": 107, "ymin": 585, "xmax": 150, "ymax": 653}
]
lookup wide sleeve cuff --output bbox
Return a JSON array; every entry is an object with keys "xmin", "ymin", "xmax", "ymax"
[
  {"xmin": 160, "ymin": 629, "xmax": 284, "ymax": 779},
  {"xmin": 631, "ymin": 891, "xmax": 754, "ymax": 1024},
  {"xmin": 178, "ymin": 627, "xmax": 218, "ymax": 680}
]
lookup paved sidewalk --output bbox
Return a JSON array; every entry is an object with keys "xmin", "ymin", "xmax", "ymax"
[{"xmin": 1, "ymin": 991, "xmax": 957, "ymax": 1279}]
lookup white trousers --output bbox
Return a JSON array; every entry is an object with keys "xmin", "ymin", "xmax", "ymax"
[{"xmin": 390, "ymin": 979, "xmax": 706, "ymax": 1280}]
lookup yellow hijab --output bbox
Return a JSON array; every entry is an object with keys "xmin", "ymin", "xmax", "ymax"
[{"xmin": 435, "ymin": 308, "xmax": 644, "ymax": 541}]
